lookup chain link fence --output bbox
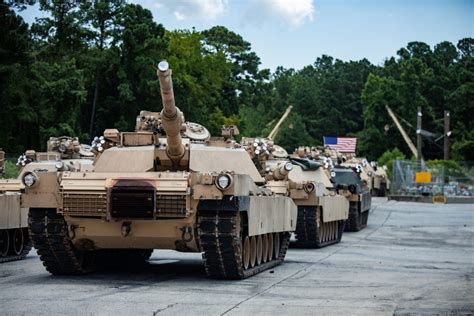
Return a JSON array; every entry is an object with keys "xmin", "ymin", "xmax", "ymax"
[{"xmin": 391, "ymin": 160, "xmax": 474, "ymax": 197}]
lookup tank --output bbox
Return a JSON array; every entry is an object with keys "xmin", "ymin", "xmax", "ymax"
[
  {"xmin": 0, "ymin": 137, "xmax": 94, "ymax": 263},
  {"xmin": 330, "ymin": 166, "xmax": 371, "ymax": 231},
  {"xmin": 22, "ymin": 61, "xmax": 297, "ymax": 279},
  {"xmin": 309, "ymin": 147, "xmax": 372, "ymax": 232},
  {"xmin": 370, "ymin": 161, "xmax": 390, "ymax": 196},
  {"xmin": 290, "ymin": 147, "xmax": 349, "ymax": 247},
  {"xmin": 341, "ymin": 155, "xmax": 375, "ymax": 192},
  {"xmin": 240, "ymin": 135, "xmax": 348, "ymax": 249},
  {"xmin": 0, "ymin": 136, "xmax": 94, "ymax": 262},
  {"xmin": 0, "ymin": 164, "xmax": 31, "ymax": 263}
]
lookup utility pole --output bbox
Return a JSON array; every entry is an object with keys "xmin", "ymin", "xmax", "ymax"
[
  {"xmin": 416, "ymin": 106, "xmax": 422, "ymax": 168},
  {"xmin": 386, "ymin": 105, "xmax": 418, "ymax": 157},
  {"xmin": 444, "ymin": 110, "xmax": 450, "ymax": 160}
]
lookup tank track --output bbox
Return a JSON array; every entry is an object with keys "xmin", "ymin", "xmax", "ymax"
[
  {"xmin": 345, "ymin": 203, "xmax": 369, "ymax": 232},
  {"xmin": 28, "ymin": 208, "xmax": 93, "ymax": 275},
  {"xmin": 378, "ymin": 183, "xmax": 387, "ymax": 197},
  {"xmin": 0, "ymin": 228, "xmax": 32, "ymax": 263},
  {"xmin": 197, "ymin": 210, "xmax": 291, "ymax": 279},
  {"xmin": 294, "ymin": 206, "xmax": 345, "ymax": 248}
]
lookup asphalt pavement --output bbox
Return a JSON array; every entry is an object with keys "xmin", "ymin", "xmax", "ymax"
[{"xmin": 1, "ymin": 198, "xmax": 473, "ymax": 315}]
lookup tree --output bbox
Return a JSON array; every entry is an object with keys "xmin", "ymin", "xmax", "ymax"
[
  {"xmin": 79, "ymin": 0, "xmax": 125, "ymax": 138},
  {"xmin": 0, "ymin": 1, "xmax": 33, "ymax": 152}
]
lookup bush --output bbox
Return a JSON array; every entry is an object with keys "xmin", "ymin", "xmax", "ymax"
[
  {"xmin": 377, "ymin": 148, "xmax": 406, "ymax": 179},
  {"xmin": 3, "ymin": 160, "xmax": 19, "ymax": 179}
]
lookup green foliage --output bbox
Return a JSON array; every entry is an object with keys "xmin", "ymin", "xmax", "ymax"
[
  {"xmin": 207, "ymin": 107, "xmax": 240, "ymax": 136},
  {"xmin": 3, "ymin": 161, "xmax": 19, "ymax": 179},
  {"xmin": 0, "ymin": 1, "xmax": 471, "ymax": 166},
  {"xmin": 425, "ymin": 159, "xmax": 463, "ymax": 175},
  {"xmin": 273, "ymin": 113, "xmax": 314, "ymax": 152},
  {"xmin": 452, "ymin": 140, "xmax": 474, "ymax": 161},
  {"xmin": 377, "ymin": 148, "xmax": 406, "ymax": 179}
]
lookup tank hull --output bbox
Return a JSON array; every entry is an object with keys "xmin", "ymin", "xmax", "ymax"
[
  {"xmin": 0, "ymin": 182, "xmax": 32, "ymax": 263},
  {"xmin": 26, "ymin": 171, "xmax": 297, "ymax": 279}
]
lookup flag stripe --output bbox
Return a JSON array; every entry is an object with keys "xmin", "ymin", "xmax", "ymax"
[{"xmin": 323, "ymin": 136, "xmax": 357, "ymax": 153}]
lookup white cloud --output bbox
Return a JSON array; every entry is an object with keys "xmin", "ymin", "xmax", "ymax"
[
  {"xmin": 246, "ymin": 0, "xmax": 314, "ymax": 28},
  {"xmin": 156, "ymin": 0, "xmax": 227, "ymax": 22}
]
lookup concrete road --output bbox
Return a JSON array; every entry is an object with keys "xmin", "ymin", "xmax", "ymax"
[{"xmin": 1, "ymin": 198, "xmax": 473, "ymax": 315}]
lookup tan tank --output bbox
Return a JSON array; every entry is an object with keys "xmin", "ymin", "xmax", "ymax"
[
  {"xmin": 331, "ymin": 165, "xmax": 371, "ymax": 231},
  {"xmin": 341, "ymin": 155, "xmax": 375, "ymax": 191},
  {"xmin": 320, "ymin": 151, "xmax": 371, "ymax": 232},
  {"xmin": 317, "ymin": 147, "xmax": 373, "ymax": 231},
  {"xmin": 0, "ymin": 154, "xmax": 31, "ymax": 262},
  {"xmin": 370, "ymin": 161, "xmax": 390, "ymax": 196},
  {"xmin": 240, "ymin": 108, "xmax": 349, "ymax": 249},
  {"xmin": 22, "ymin": 61, "xmax": 297, "ymax": 279},
  {"xmin": 0, "ymin": 138, "xmax": 94, "ymax": 263},
  {"xmin": 290, "ymin": 147, "xmax": 349, "ymax": 247}
]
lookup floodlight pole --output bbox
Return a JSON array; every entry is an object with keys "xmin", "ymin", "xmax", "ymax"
[
  {"xmin": 444, "ymin": 110, "xmax": 450, "ymax": 160},
  {"xmin": 416, "ymin": 107, "xmax": 423, "ymax": 169}
]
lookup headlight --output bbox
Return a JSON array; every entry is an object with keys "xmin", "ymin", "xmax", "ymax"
[
  {"xmin": 284, "ymin": 162, "xmax": 293, "ymax": 172},
  {"xmin": 330, "ymin": 171, "xmax": 336, "ymax": 178},
  {"xmin": 216, "ymin": 174, "xmax": 232, "ymax": 190},
  {"xmin": 368, "ymin": 171, "xmax": 373, "ymax": 177},
  {"xmin": 22, "ymin": 172, "xmax": 38, "ymax": 188},
  {"xmin": 55, "ymin": 161, "xmax": 64, "ymax": 170}
]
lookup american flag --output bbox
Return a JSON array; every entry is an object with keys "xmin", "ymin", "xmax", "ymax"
[{"xmin": 323, "ymin": 136, "xmax": 357, "ymax": 153}]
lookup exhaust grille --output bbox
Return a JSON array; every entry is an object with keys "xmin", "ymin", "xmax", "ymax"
[
  {"xmin": 110, "ymin": 187, "xmax": 155, "ymax": 219},
  {"xmin": 156, "ymin": 195, "xmax": 187, "ymax": 218},
  {"xmin": 63, "ymin": 193, "xmax": 107, "ymax": 217}
]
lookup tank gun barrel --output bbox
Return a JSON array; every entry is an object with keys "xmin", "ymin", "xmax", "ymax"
[
  {"xmin": 268, "ymin": 105, "xmax": 293, "ymax": 140},
  {"xmin": 157, "ymin": 60, "xmax": 185, "ymax": 163},
  {"xmin": 272, "ymin": 162, "xmax": 293, "ymax": 180}
]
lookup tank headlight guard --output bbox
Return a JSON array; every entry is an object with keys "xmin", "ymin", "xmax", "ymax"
[
  {"xmin": 22, "ymin": 172, "xmax": 38, "ymax": 188},
  {"xmin": 216, "ymin": 173, "xmax": 233, "ymax": 190}
]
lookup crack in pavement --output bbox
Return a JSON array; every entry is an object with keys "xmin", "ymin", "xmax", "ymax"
[{"xmin": 153, "ymin": 303, "xmax": 177, "ymax": 315}]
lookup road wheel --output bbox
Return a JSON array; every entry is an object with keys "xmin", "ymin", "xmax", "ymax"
[
  {"xmin": 0, "ymin": 230, "xmax": 9, "ymax": 258},
  {"xmin": 11, "ymin": 228, "xmax": 25, "ymax": 255},
  {"xmin": 243, "ymin": 236, "xmax": 250, "ymax": 270},
  {"xmin": 256, "ymin": 235, "xmax": 263, "ymax": 265},
  {"xmin": 261, "ymin": 234, "xmax": 268, "ymax": 263},
  {"xmin": 273, "ymin": 232, "xmax": 280, "ymax": 259},
  {"xmin": 249, "ymin": 236, "xmax": 257, "ymax": 268},
  {"xmin": 267, "ymin": 233, "xmax": 274, "ymax": 261}
]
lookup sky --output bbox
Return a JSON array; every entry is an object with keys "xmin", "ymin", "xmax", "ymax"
[{"xmin": 17, "ymin": 0, "xmax": 473, "ymax": 71}]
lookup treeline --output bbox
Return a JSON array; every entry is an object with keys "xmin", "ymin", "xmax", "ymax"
[{"xmin": 0, "ymin": 1, "xmax": 472, "ymax": 161}]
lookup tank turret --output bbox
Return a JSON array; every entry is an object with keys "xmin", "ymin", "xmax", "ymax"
[{"xmin": 157, "ymin": 60, "xmax": 185, "ymax": 164}]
